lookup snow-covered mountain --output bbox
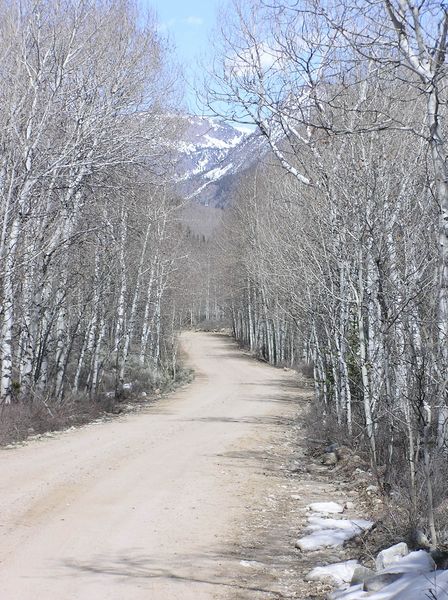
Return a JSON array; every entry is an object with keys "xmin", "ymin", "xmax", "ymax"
[{"xmin": 176, "ymin": 116, "xmax": 265, "ymax": 208}]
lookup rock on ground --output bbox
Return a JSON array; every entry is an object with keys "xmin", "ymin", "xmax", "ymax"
[
  {"xmin": 375, "ymin": 542, "xmax": 408, "ymax": 570},
  {"xmin": 350, "ymin": 564, "xmax": 375, "ymax": 586}
]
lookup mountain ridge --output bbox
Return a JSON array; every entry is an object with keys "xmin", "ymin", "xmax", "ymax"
[{"xmin": 176, "ymin": 115, "xmax": 265, "ymax": 208}]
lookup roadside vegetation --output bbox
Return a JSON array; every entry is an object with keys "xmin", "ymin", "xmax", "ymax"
[
  {"xmin": 0, "ymin": 0, "xmax": 194, "ymax": 442},
  {"xmin": 199, "ymin": 0, "xmax": 448, "ymax": 558}
]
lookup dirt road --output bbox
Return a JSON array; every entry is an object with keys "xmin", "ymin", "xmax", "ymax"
[{"xmin": 0, "ymin": 332, "xmax": 300, "ymax": 600}]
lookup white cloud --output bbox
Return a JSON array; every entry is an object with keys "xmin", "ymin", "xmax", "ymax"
[{"xmin": 185, "ymin": 16, "xmax": 204, "ymax": 26}]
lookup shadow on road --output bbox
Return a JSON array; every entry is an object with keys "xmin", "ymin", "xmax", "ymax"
[
  {"xmin": 63, "ymin": 547, "xmax": 289, "ymax": 599},
  {"xmin": 182, "ymin": 414, "xmax": 291, "ymax": 426}
]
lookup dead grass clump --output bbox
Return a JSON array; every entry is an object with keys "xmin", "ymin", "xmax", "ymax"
[
  {"xmin": 296, "ymin": 360, "xmax": 314, "ymax": 379},
  {"xmin": 0, "ymin": 395, "xmax": 104, "ymax": 446},
  {"xmin": 302, "ymin": 396, "xmax": 357, "ymax": 453},
  {"xmin": 0, "ymin": 357, "xmax": 194, "ymax": 448}
]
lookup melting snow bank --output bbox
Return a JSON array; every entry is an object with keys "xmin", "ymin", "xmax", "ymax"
[
  {"xmin": 305, "ymin": 560, "xmax": 359, "ymax": 586},
  {"xmin": 296, "ymin": 508, "xmax": 374, "ymax": 551},
  {"xmin": 297, "ymin": 499, "xmax": 448, "ymax": 599},
  {"xmin": 296, "ymin": 518, "xmax": 374, "ymax": 551},
  {"xmin": 308, "ymin": 502, "xmax": 345, "ymax": 514},
  {"xmin": 303, "ymin": 535, "xmax": 448, "ymax": 600},
  {"xmin": 331, "ymin": 571, "xmax": 448, "ymax": 600},
  {"xmin": 330, "ymin": 550, "xmax": 448, "ymax": 600}
]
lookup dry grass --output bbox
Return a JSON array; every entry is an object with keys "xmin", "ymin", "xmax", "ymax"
[
  {"xmin": 0, "ymin": 364, "xmax": 194, "ymax": 447},
  {"xmin": 0, "ymin": 396, "xmax": 105, "ymax": 446}
]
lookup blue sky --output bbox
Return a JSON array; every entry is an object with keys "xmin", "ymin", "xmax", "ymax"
[{"xmin": 140, "ymin": 0, "xmax": 222, "ymax": 113}]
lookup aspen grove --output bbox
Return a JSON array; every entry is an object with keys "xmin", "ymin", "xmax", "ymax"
[
  {"xmin": 206, "ymin": 0, "xmax": 448, "ymax": 545},
  {"xmin": 0, "ymin": 1, "xmax": 184, "ymax": 409}
]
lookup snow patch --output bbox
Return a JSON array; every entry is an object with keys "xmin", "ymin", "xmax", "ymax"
[
  {"xmin": 381, "ymin": 550, "xmax": 436, "ymax": 574},
  {"xmin": 308, "ymin": 501, "xmax": 344, "ymax": 514},
  {"xmin": 297, "ymin": 528, "xmax": 359, "ymax": 551},
  {"xmin": 305, "ymin": 516, "xmax": 373, "ymax": 533},
  {"xmin": 331, "ymin": 570, "xmax": 448, "ymax": 600},
  {"xmin": 296, "ymin": 515, "xmax": 374, "ymax": 551},
  {"xmin": 233, "ymin": 124, "xmax": 255, "ymax": 135},
  {"xmin": 178, "ymin": 141, "xmax": 196, "ymax": 154},
  {"xmin": 239, "ymin": 560, "xmax": 263, "ymax": 568},
  {"xmin": 331, "ymin": 550, "xmax": 440, "ymax": 600},
  {"xmin": 190, "ymin": 156, "xmax": 210, "ymax": 176},
  {"xmin": 204, "ymin": 164, "xmax": 233, "ymax": 181},
  {"xmin": 306, "ymin": 560, "xmax": 359, "ymax": 586},
  {"xmin": 202, "ymin": 134, "xmax": 243, "ymax": 149}
]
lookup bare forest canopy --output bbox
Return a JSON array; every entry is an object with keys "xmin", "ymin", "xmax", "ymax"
[{"xmin": 1, "ymin": 0, "xmax": 448, "ymax": 552}]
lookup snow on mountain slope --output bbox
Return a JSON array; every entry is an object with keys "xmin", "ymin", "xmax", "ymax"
[{"xmin": 176, "ymin": 116, "xmax": 266, "ymax": 207}]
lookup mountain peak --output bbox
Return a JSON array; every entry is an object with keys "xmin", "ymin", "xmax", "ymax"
[{"xmin": 176, "ymin": 116, "xmax": 261, "ymax": 207}]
